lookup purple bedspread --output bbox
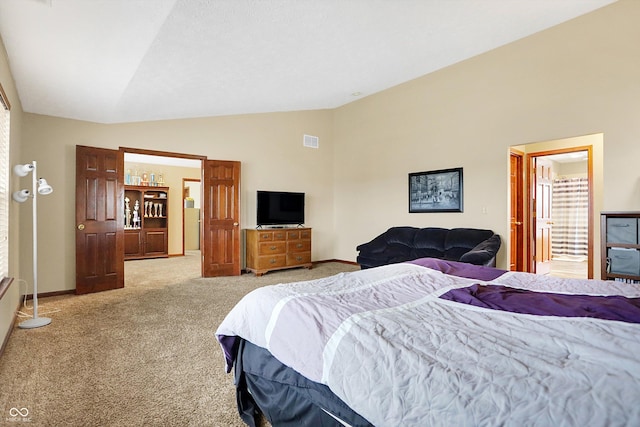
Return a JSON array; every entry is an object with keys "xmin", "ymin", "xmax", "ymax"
[
  {"xmin": 408, "ymin": 257, "xmax": 507, "ymax": 281},
  {"xmin": 440, "ymin": 284, "xmax": 640, "ymax": 324}
]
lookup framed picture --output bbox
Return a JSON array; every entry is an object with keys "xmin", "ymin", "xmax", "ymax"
[{"xmin": 409, "ymin": 167, "xmax": 463, "ymax": 213}]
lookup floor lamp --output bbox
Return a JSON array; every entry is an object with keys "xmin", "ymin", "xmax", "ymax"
[{"xmin": 13, "ymin": 160, "xmax": 53, "ymax": 329}]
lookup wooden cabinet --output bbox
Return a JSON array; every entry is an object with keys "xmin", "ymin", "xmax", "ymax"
[
  {"xmin": 245, "ymin": 228, "xmax": 312, "ymax": 276},
  {"xmin": 601, "ymin": 211, "xmax": 640, "ymax": 283},
  {"xmin": 124, "ymin": 186, "xmax": 169, "ymax": 260}
]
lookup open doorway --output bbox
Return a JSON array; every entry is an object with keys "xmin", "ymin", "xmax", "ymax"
[
  {"xmin": 510, "ymin": 134, "xmax": 602, "ymax": 280},
  {"xmin": 531, "ymin": 150, "xmax": 590, "ymax": 279},
  {"xmin": 123, "ymin": 151, "xmax": 202, "ymax": 282}
]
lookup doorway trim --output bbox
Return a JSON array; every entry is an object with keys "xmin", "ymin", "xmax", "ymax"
[
  {"xmin": 120, "ymin": 146, "xmax": 206, "ymax": 261},
  {"xmin": 509, "ymin": 149, "xmax": 525, "ymax": 271}
]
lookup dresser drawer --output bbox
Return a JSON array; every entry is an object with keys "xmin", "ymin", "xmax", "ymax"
[
  {"xmin": 286, "ymin": 229, "xmax": 312, "ymax": 240},
  {"xmin": 298, "ymin": 229, "xmax": 311, "ymax": 240},
  {"xmin": 258, "ymin": 241, "xmax": 286, "ymax": 255},
  {"xmin": 272, "ymin": 230, "xmax": 287, "ymax": 241},
  {"xmin": 256, "ymin": 230, "xmax": 287, "ymax": 242},
  {"xmin": 256, "ymin": 231, "xmax": 274, "ymax": 242},
  {"xmin": 256, "ymin": 255, "xmax": 287, "ymax": 270},
  {"xmin": 287, "ymin": 240, "xmax": 311, "ymax": 253},
  {"xmin": 287, "ymin": 251, "xmax": 311, "ymax": 266}
]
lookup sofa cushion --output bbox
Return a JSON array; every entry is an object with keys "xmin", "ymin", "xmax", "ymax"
[
  {"xmin": 413, "ymin": 227, "xmax": 448, "ymax": 251},
  {"xmin": 384, "ymin": 227, "xmax": 419, "ymax": 246},
  {"xmin": 413, "ymin": 248, "xmax": 446, "ymax": 260}
]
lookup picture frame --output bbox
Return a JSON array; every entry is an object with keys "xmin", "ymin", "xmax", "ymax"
[{"xmin": 409, "ymin": 167, "xmax": 463, "ymax": 213}]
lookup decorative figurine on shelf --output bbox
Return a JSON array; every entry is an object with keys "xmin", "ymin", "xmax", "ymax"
[
  {"xmin": 159, "ymin": 203, "xmax": 163, "ymax": 217},
  {"xmin": 124, "ymin": 197, "xmax": 131, "ymax": 229},
  {"xmin": 157, "ymin": 173, "xmax": 164, "ymax": 186},
  {"xmin": 133, "ymin": 200, "xmax": 140, "ymax": 228},
  {"xmin": 144, "ymin": 201, "xmax": 149, "ymax": 217}
]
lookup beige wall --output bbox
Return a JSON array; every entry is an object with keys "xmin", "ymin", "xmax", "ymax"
[
  {"xmin": 333, "ymin": 0, "xmax": 638, "ymax": 270},
  {"xmin": 6, "ymin": 0, "xmax": 640, "ymax": 297},
  {"xmin": 555, "ymin": 160, "xmax": 588, "ymax": 179},
  {"xmin": 20, "ymin": 111, "xmax": 335, "ymax": 292},
  {"xmin": 1, "ymin": 35, "xmax": 24, "ymax": 347}
]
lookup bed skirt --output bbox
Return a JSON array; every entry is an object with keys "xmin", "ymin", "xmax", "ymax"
[{"xmin": 235, "ymin": 339, "xmax": 374, "ymax": 427}]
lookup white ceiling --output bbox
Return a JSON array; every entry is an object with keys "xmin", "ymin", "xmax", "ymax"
[{"xmin": 0, "ymin": 0, "xmax": 616, "ymax": 124}]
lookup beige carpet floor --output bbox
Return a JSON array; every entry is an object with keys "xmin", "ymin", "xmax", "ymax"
[{"xmin": 0, "ymin": 252, "xmax": 359, "ymax": 426}]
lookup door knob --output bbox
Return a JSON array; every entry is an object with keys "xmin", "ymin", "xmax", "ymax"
[
  {"xmin": 233, "ymin": 222, "xmax": 239, "ymax": 226},
  {"xmin": 77, "ymin": 224, "xmax": 85, "ymax": 230}
]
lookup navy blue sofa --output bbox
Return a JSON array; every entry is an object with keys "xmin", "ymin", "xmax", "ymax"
[{"xmin": 356, "ymin": 226, "xmax": 501, "ymax": 269}]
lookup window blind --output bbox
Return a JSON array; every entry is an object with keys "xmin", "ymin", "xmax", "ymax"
[{"xmin": 0, "ymin": 84, "xmax": 10, "ymax": 280}]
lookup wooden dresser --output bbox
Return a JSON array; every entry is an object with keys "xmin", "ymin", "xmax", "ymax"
[{"xmin": 245, "ymin": 228, "xmax": 312, "ymax": 276}]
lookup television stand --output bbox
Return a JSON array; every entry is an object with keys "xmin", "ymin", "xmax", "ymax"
[
  {"xmin": 255, "ymin": 224, "xmax": 305, "ymax": 229},
  {"xmin": 245, "ymin": 228, "xmax": 312, "ymax": 276}
]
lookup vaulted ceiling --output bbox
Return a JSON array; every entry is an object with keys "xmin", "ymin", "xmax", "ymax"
[{"xmin": 0, "ymin": 0, "xmax": 616, "ymax": 124}]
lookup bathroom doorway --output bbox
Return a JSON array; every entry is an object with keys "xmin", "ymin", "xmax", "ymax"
[{"xmin": 510, "ymin": 133, "xmax": 603, "ymax": 280}]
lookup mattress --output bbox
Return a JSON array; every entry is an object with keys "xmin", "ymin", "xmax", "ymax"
[{"xmin": 217, "ymin": 259, "xmax": 640, "ymax": 426}]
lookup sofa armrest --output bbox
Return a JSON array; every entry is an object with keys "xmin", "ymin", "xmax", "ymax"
[
  {"xmin": 459, "ymin": 234, "xmax": 501, "ymax": 266},
  {"xmin": 356, "ymin": 234, "xmax": 389, "ymax": 254},
  {"xmin": 356, "ymin": 227, "xmax": 417, "ymax": 255}
]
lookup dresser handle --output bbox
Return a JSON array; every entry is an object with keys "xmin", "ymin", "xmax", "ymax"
[
  {"xmin": 270, "ymin": 246, "xmax": 277, "ymax": 250},
  {"xmin": 296, "ymin": 256, "xmax": 303, "ymax": 261},
  {"xmin": 297, "ymin": 243, "xmax": 303, "ymax": 248},
  {"xmin": 269, "ymin": 259, "xmax": 277, "ymax": 264}
]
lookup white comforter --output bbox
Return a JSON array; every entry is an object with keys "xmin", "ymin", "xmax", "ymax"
[{"xmin": 216, "ymin": 263, "xmax": 640, "ymax": 426}]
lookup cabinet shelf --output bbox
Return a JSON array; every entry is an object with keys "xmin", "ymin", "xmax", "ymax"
[
  {"xmin": 600, "ymin": 211, "xmax": 640, "ymax": 283},
  {"xmin": 125, "ymin": 185, "xmax": 169, "ymax": 260}
]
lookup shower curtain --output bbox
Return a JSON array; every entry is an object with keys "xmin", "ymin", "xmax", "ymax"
[{"xmin": 551, "ymin": 177, "xmax": 589, "ymax": 260}]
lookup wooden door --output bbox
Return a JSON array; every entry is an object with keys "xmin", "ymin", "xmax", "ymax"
[
  {"xmin": 202, "ymin": 160, "xmax": 241, "ymax": 277},
  {"xmin": 75, "ymin": 145, "xmax": 124, "ymax": 294},
  {"xmin": 534, "ymin": 157, "xmax": 553, "ymax": 275},
  {"xmin": 509, "ymin": 150, "xmax": 524, "ymax": 271}
]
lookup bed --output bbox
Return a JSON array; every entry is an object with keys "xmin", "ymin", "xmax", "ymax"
[{"xmin": 216, "ymin": 258, "xmax": 640, "ymax": 426}]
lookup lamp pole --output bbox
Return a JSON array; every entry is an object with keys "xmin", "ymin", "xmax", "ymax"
[{"xmin": 18, "ymin": 161, "xmax": 51, "ymax": 329}]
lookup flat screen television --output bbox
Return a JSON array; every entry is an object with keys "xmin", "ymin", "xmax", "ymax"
[{"xmin": 257, "ymin": 191, "xmax": 305, "ymax": 226}]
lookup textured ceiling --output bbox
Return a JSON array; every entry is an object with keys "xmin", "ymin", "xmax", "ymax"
[{"xmin": 0, "ymin": 0, "xmax": 616, "ymax": 124}]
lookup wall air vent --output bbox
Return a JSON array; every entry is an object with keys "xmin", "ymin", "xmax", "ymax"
[{"xmin": 303, "ymin": 134, "xmax": 319, "ymax": 149}]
